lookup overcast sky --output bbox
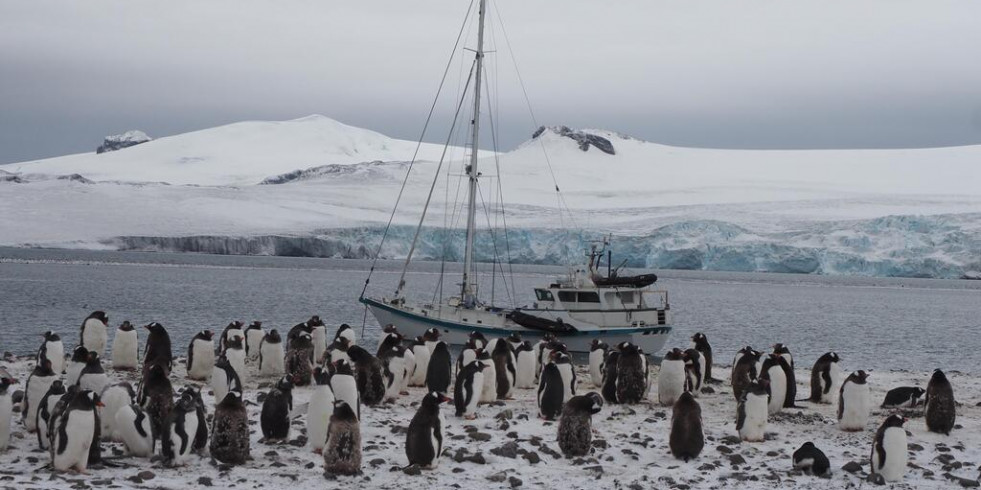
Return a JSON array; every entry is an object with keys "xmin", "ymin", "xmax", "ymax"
[{"xmin": 2, "ymin": 0, "xmax": 981, "ymax": 164}]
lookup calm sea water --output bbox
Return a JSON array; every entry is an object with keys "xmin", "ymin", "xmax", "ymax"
[{"xmin": 1, "ymin": 247, "xmax": 978, "ymax": 374}]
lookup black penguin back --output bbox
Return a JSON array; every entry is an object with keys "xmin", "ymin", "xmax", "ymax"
[{"xmin": 426, "ymin": 342, "xmax": 452, "ymax": 394}]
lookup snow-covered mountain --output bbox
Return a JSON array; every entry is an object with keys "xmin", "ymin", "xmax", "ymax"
[{"xmin": 3, "ymin": 115, "xmax": 981, "ymax": 279}]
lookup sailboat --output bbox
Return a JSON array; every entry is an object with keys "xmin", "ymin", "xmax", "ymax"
[{"xmin": 359, "ymin": 0, "xmax": 673, "ymax": 354}]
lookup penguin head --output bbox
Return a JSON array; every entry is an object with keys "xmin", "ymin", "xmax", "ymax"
[
  {"xmin": 71, "ymin": 345, "xmax": 89, "ymax": 362},
  {"xmin": 265, "ymin": 329, "xmax": 282, "ymax": 343},
  {"xmin": 382, "ymin": 324, "xmax": 399, "ymax": 334},
  {"xmin": 336, "ymin": 323, "xmax": 352, "ymax": 334},
  {"xmin": 507, "ymin": 332, "xmax": 522, "ymax": 344},
  {"xmin": 852, "ymin": 370, "xmax": 869, "ymax": 383},
  {"xmin": 313, "ymin": 366, "xmax": 331, "ymax": 385},
  {"xmin": 912, "ymin": 387, "xmax": 926, "ymax": 398},
  {"xmin": 37, "ymin": 358, "xmax": 55, "ymax": 376},
  {"xmin": 292, "ymin": 333, "xmax": 313, "ymax": 349},
  {"xmin": 542, "ymin": 332, "xmax": 556, "ymax": 343},
  {"xmin": 586, "ymin": 392, "xmax": 604, "ymax": 414},
  {"xmin": 87, "ymin": 390, "xmax": 104, "ymax": 407},
  {"xmin": 177, "ymin": 391, "xmax": 198, "ymax": 412},
  {"xmin": 42, "ymin": 330, "xmax": 60, "ymax": 342},
  {"xmin": 883, "ymin": 413, "xmax": 907, "ymax": 428},
  {"xmin": 229, "ymin": 320, "xmax": 245, "ymax": 330},
  {"xmin": 332, "ymin": 359, "xmax": 354, "ymax": 375},
  {"xmin": 827, "ymin": 352, "xmax": 840, "ymax": 363},
  {"xmin": 198, "ymin": 330, "xmax": 214, "ymax": 341},
  {"xmin": 551, "ymin": 351, "xmax": 571, "ymax": 364},
  {"xmin": 180, "ymin": 385, "xmax": 202, "ymax": 404},
  {"xmin": 423, "ymin": 328, "xmax": 440, "ymax": 341},
  {"xmin": 225, "ymin": 336, "xmax": 244, "ymax": 350},
  {"xmin": 277, "ymin": 375, "xmax": 296, "ymax": 391},
  {"xmin": 331, "ymin": 336, "xmax": 351, "ymax": 351},
  {"xmin": 220, "ymin": 390, "xmax": 243, "ymax": 406},
  {"xmin": 683, "ymin": 349, "xmax": 701, "ymax": 364},
  {"xmin": 930, "ymin": 369, "xmax": 949, "ymax": 385},
  {"xmin": 590, "ymin": 339, "xmax": 606, "ymax": 351},
  {"xmin": 143, "ymin": 322, "xmax": 166, "ymax": 336},
  {"xmin": 692, "ymin": 332, "xmax": 705, "ymax": 342},
  {"xmin": 85, "ymin": 350, "xmax": 101, "ymax": 366},
  {"xmin": 412, "ymin": 336, "xmax": 426, "ymax": 347},
  {"xmin": 422, "ymin": 391, "xmax": 452, "ymax": 409},
  {"xmin": 664, "ymin": 348, "xmax": 684, "ymax": 361},
  {"xmin": 332, "ymin": 400, "xmax": 358, "ymax": 421},
  {"xmin": 468, "ymin": 331, "xmax": 487, "ymax": 348},
  {"xmin": 346, "ymin": 345, "xmax": 370, "ymax": 363},
  {"xmin": 247, "ymin": 321, "xmax": 263, "ymax": 331},
  {"xmin": 476, "ymin": 348, "xmax": 492, "ymax": 360},
  {"xmin": 118, "ymin": 321, "xmax": 134, "ymax": 332},
  {"xmin": 306, "ymin": 316, "xmax": 324, "ymax": 328},
  {"xmin": 88, "ymin": 311, "xmax": 109, "ymax": 324},
  {"xmin": 0, "ymin": 374, "xmax": 17, "ymax": 391}
]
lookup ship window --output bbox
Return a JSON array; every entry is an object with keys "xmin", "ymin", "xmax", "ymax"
[
  {"xmin": 578, "ymin": 292, "xmax": 600, "ymax": 303},
  {"xmin": 535, "ymin": 289, "xmax": 554, "ymax": 301},
  {"xmin": 558, "ymin": 291, "xmax": 576, "ymax": 302},
  {"xmin": 618, "ymin": 291, "xmax": 635, "ymax": 303}
]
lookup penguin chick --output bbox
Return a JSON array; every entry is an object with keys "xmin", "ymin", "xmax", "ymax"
[{"xmin": 557, "ymin": 392, "xmax": 603, "ymax": 457}]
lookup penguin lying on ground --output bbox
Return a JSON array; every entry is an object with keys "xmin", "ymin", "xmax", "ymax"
[
  {"xmin": 557, "ymin": 392, "xmax": 603, "ymax": 457},
  {"xmin": 114, "ymin": 403, "xmax": 154, "ymax": 457},
  {"xmin": 793, "ymin": 441, "xmax": 831, "ymax": 477},
  {"xmin": 881, "ymin": 386, "xmax": 926, "ymax": 409},
  {"xmin": 405, "ymin": 391, "xmax": 452, "ymax": 469}
]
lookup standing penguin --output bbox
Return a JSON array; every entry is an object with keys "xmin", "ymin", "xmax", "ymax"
[
  {"xmin": 601, "ymin": 350, "xmax": 620, "ymax": 404},
  {"xmin": 468, "ymin": 331, "xmax": 488, "ymax": 350},
  {"xmin": 347, "ymin": 345, "xmax": 385, "ymax": 406},
  {"xmin": 210, "ymin": 391, "xmax": 250, "ymax": 465},
  {"xmin": 456, "ymin": 339, "xmax": 480, "ymax": 377},
  {"xmin": 492, "ymin": 339, "xmax": 516, "ymax": 400},
  {"xmin": 690, "ymin": 333, "xmax": 716, "ymax": 382},
  {"xmin": 23, "ymin": 358, "xmax": 57, "ymax": 433},
  {"xmin": 138, "ymin": 363, "xmax": 174, "ymax": 437},
  {"xmin": 330, "ymin": 360, "xmax": 360, "ymax": 420},
  {"xmin": 422, "ymin": 328, "xmax": 441, "ymax": 352},
  {"xmin": 261, "ymin": 375, "xmax": 295, "ymax": 442},
  {"xmin": 98, "ymin": 382, "xmax": 135, "ymax": 442},
  {"xmin": 259, "ymin": 329, "xmax": 286, "ymax": 377},
  {"xmin": 223, "ymin": 336, "xmax": 248, "ymax": 384},
  {"xmin": 186, "ymin": 330, "xmax": 215, "ymax": 381},
  {"xmin": 454, "ymin": 360, "xmax": 485, "ymax": 420},
  {"xmin": 80, "ymin": 311, "xmax": 109, "ymax": 356},
  {"xmin": 244, "ymin": 321, "xmax": 265, "ymax": 362},
  {"xmin": 588, "ymin": 339, "xmax": 608, "ymax": 388},
  {"xmin": 211, "ymin": 356, "xmax": 242, "ymax": 406},
  {"xmin": 286, "ymin": 321, "xmax": 311, "ymax": 350},
  {"xmin": 514, "ymin": 341, "xmax": 537, "ymax": 389},
  {"xmin": 334, "ymin": 323, "xmax": 356, "ymax": 346},
  {"xmin": 66, "ymin": 346, "xmax": 89, "ymax": 386},
  {"xmin": 731, "ymin": 348, "xmax": 762, "ymax": 402},
  {"xmin": 323, "ymin": 401, "xmax": 361, "ymax": 476},
  {"xmin": 325, "ymin": 336, "xmax": 351, "ymax": 366},
  {"xmin": 161, "ymin": 391, "xmax": 198, "ymax": 467},
  {"xmin": 78, "ymin": 351, "xmax": 110, "ymax": 395},
  {"xmin": 219, "ymin": 321, "xmax": 245, "ymax": 353},
  {"xmin": 426, "ymin": 341, "xmax": 452, "ymax": 394},
  {"xmin": 557, "ymin": 392, "xmax": 603, "ymax": 457},
  {"xmin": 0, "ymin": 374, "xmax": 17, "ymax": 451},
  {"xmin": 657, "ymin": 348, "xmax": 687, "ymax": 406},
  {"xmin": 307, "ymin": 367, "xmax": 335, "ymax": 453},
  {"xmin": 405, "ymin": 391, "xmax": 452, "ymax": 469},
  {"xmin": 881, "ymin": 387, "xmax": 926, "ymax": 409},
  {"xmin": 924, "ymin": 369, "xmax": 956, "ymax": 435},
  {"xmin": 616, "ymin": 343, "xmax": 646, "ymax": 404},
  {"xmin": 36, "ymin": 380, "xmax": 66, "ymax": 450},
  {"xmin": 772, "ymin": 344, "xmax": 797, "ymax": 407},
  {"xmin": 534, "ymin": 333, "xmax": 556, "ymax": 381},
  {"xmin": 399, "ymin": 342, "xmax": 415, "ymax": 395},
  {"xmin": 307, "ymin": 316, "xmax": 328, "ymax": 363},
  {"xmin": 537, "ymin": 358, "xmax": 564, "ymax": 420},
  {"xmin": 179, "ymin": 385, "xmax": 208, "ymax": 454},
  {"xmin": 477, "ymin": 349, "xmax": 497, "ymax": 403},
  {"xmin": 114, "ymin": 403, "xmax": 154, "ymax": 457},
  {"xmin": 554, "ymin": 350, "xmax": 577, "ymax": 401},
  {"xmin": 683, "ymin": 348, "xmax": 704, "ymax": 396},
  {"xmin": 793, "ymin": 442, "xmax": 831, "ymax": 477},
  {"xmin": 760, "ymin": 353, "xmax": 788, "ymax": 415},
  {"xmin": 111, "ymin": 322, "xmax": 138, "ymax": 370},
  {"xmin": 808, "ymin": 352, "xmax": 841, "ymax": 404},
  {"xmin": 871, "ymin": 414, "xmax": 908, "ymax": 482},
  {"xmin": 142, "ymin": 322, "xmax": 173, "ymax": 374},
  {"xmin": 379, "ymin": 344, "xmax": 406, "ymax": 403},
  {"xmin": 669, "ymin": 391, "xmax": 704, "ymax": 462},
  {"xmin": 52, "ymin": 390, "xmax": 100, "ymax": 472},
  {"xmin": 737, "ymin": 379, "xmax": 769, "ymax": 442},
  {"xmin": 838, "ymin": 370, "xmax": 871, "ymax": 431},
  {"xmin": 37, "ymin": 331, "xmax": 65, "ymax": 375},
  {"xmin": 286, "ymin": 332, "xmax": 315, "ymax": 387},
  {"xmin": 408, "ymin": 337, "xmax": 431, "ymax": 387}
]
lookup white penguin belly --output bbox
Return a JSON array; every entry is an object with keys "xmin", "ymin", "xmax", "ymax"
[
  {"xmin": 332, "ymin": 376, "xmax": 359, "ymax": 418},
  {"xmin": 54, "ymin": 410, "xmax": 94, "ymax": 471},
  {"xmin": 112, "ymin": 331, "xmax": 138, "ymax": 369},
  {"xmin": 115, "ymin": 406, "xmax": 154, "ymax": 457},
  {"xmin": 766, "ymin": 367, "xmax": 787, "ymax": 414},
  {"xmin": 82, "ymin": 319, "xmax": 107, "ymax": 355},
  {"xmin": 466, "ymin": 371, "xmax": 484, "ymax": 416},
  {"xmin": 45, "ymin": 341, "xmax": 66, "ymax": 375},
  {"xmin": 66, "ymin": 362, "xmax": 85, "ymax": 387},
  {"xmin": 740, "ymin": 393, "xmax": 768, "ymax": 442},
  {"xmin": 99, "ymin": 386, "xmax": 132, "ymax": 441},
  {"xmin": 170, "ymin": 414, "xmax": 198, "ymax": 464},
  {"xmin": 480, "ymin": 363, "xmax": 497, "ymax": 403},
  {"xmin": 260, "ymin": 344, "xmax": 285, "ymax": 376},
  {"xmin": 25, "ymin": 376, "xmax": 55, "ymax": 432},
  {"xmin": 226, "ymin": 350, "xmax": 247, "ymax": 384},
  {"xmin": 211, "ymin": 368, "xmax": 230, "ymax": 404},
  {"xmin": 311, "ymin": 327, "xmax": 327, "ymax": 363},
  {"xmin": 825, "ymin": 363, "xmax": 842, "ymax": 403},
  {"xmin": 558, "ymin": 364, "xmax": 575, "ymax": 402},
  {"xmin": 385, "ymin": 357, "xmax": 405, "ymax": 401},
  {"xmin": 839, "ymin": 382, "xmax": 870, "ymax": 430},
  {"xmin": 0, "ymin": 394, "xmax": 11, "ymax": 450},
  {"xmin": 400, "ymin": 350, "xmax": 415, "ymax": 393},
  {"xmin": 410, "ymin": 347, "xmax": 430, "ymax": 386},
  {"xmin": 307, "ymin": 386, "xmax": 335, "ymax": 451},
  {"xmin": 246, "ymin": 330, "xmax": 265, "ymax": 361},
  {"xmin": 589, "ymin": 350, "xmax": 605, "ymax": 388},
  {"xmin": 79, "ymin": 373, "xmax": 109, "ymax": 397},
  {"xmin": 657, "ymin": 360, "xmax": 686, "ymax": 406},
  {"xmin": 515, "ymin": 352, "xmax": 536, "ymax": 389},
  {"xmin": 188, "ymin": 340, "xmax": 216, "ymax": 380},
  {"xmin": 876, "ymin": 427, "xmax": 907, "ymax": 482}
]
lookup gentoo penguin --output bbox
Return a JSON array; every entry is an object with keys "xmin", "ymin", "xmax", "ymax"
[
  {"xmin": 0, "ymin": 373, "xmax": 17, "ymax": 451},
  {"xmin": 731, "ymin": 345, "xmax": 754, "ymax": 379},
  {"xmin": 881, "ymin": 386, "xmax": 926, "ymax": 409},
  {"xmin": 80, "ymin": 311, "xmax": 109, "ymax": 356},
  {"xmin": 244, "ymin": 321, "xmax": 265, "ymax": 362},
  {"xmin": 378, "ymin": 324, "xmax": 401, "ymax": 354},
  {"xmin": 138, "ymin": 363, "xmax": 174, "ymax": 437},
  {"xmin": 223, "ymin": 336, "xmax": 248, "ymax": 384},
  {"xmin": 330, "ymin": 360, "xmax": 360, "ymax": 420},
  {"xmin": 286, "ymin": 322, "xmax": 311, "ymax": 351},
  {"xmin": 261, "ymin": 375, "xmax": 295, "ymax": 441},
  {"xmin": 46, "ymin": 386, "xmax": 78, "ymax": 455},
  {"xmin": 23, "ymin": 358, "xmax": 57, "ymax": 433},
  {"xmin": 408, "ymin": 337, "xmax": 431, "ymax": 387},
  {"xmin": 285, "ymin": 332, "xmax": 315, "ymax": 386},
  {"xmin": 838, "ymin": 370, "xmax": 871, "ymax": 431},
  {"xmin": 657, "ymin": 348, "xmax": 687, "ymax": 406},
  {"xmin": 52, "ymin": 390, "xmax": 100, "ymax": 472},
  {"xmin": 588, "ymin": 339, "xmax": 608, "ymax": 388},
  {"xmin": 669, "ymin": 391, "xmax": 704, "ymax": 462},
  {"xmin": 468, "ymin": 331, "xmax": 487, "ymax": 350},
  {"xmin": 871, "ymin": 414, "xmax": 908, "ymax": 482},
  {"xmin": 405, "ymin": 391, "xmax": 452, "ymax": 468},
  {"xmin": 114, "ymin": 404, "xmax": 154, "ymax": 457},
  {"xmin": 595, "ymin": 349, "xmax": 617, "ymax": 400},
  {"xmin": 334, "ymin": 323, "xmax": 356, "ymax": 346},
  {"xmin": 506, "ymin": 332, "xmax": 523, "ymax": 350},
  {"xmin": 557, "ymin": 392, "xmax": 603, "ymax": 457},
  {"xmin": 324, "ymin": 400, "xmax": 362, "ymax": 476},
  {"xmin": 737, "ymin": 378, "xmax": 769, "ymax": 442},
  {"xmin": 690, "ymin": 332, "xmax": 716, "ymax": 382},
  {"xmin": 731, "ymin": 347, "xmax": 762, "ymax": 401},
  {"xmin": 925, "ymin": 369, "xmax": 956, "ymax": 435},
  {"xmin": 808, "ymin": 352, "xmax": 841, "ymax": 404},
  {"xmin": 109, "ymin": 322, "xmax": 137, "ymax": 371},
  {"xmin": 161, "ymin": 391, "xmax": 198, "ymax": 466},
  {"xmin": 477, "ymin": 349, "xmax": 497, "ymax": 403},
  {"xmin": 492, "ymin": 339, "xmax": 516, "ymax": 400},
  {"xmin": 514, "ymin": 341, "xmax": 537, "ymax": 389},
  {"xmin": 307, "ymin": 367, "xmax": 336, "ymax": 453},
  {"xmin": 219, "ymin": 320, "xmax": 245, "ymax": 353},
  {"xmin": 78, "ymin": 351, "xmax": 109, "ymax": 395},
  {"xmin": 347, "ymin": 345, "xmax": 385, "ymax": 406},
  {"xmin": 456, "ymin": 339, "xmax": 480, "ymax": 377},
  {"xmin": 454, "ymin": 360, "xmax": 484, "ymax": 420},
  {"xmin": 793, "ymin": 441, "xmax": 831, "ymax": 477},
  {"xmin": 554, "ymin": 350, "xmax": 577, "ymax": 401},
  {"xmin": 211, "ymin": 356, "xmax": 243, "ymax": 406},
  {"xmin": 258, "ymin": 329, "xmax": 286, "ymax": 377},
  {"xmin": 325, "ymin": 335, "xmax": 351, "ymax": 366},
  {"xmin": 179, "ymin": 385, "xmax": 208, "ymax": 454},
  {"xmin": 422, "ymin": 328, "xmax": 440, "ymax": 353},
  {"xmin": 399, "ymin": 342, "xmax": 415, "ymax": 395},
  {"xmin": 66, "ymin": 345, "xmax": 89, "ymax": 387},
  {"xmin": 759, "ymin": 353, "xmax": 788, "ymax": 415},
  {"xmin": 771, "ymin": 344, "xmax": 797, "ymax": 407},
  {"xmin": 379, "ymin": 344, "xmax": 406, "ymax": 403},
  {"xmin": 210, "ymin": 391, "xmax": 250, "ymax": 465},
  {"xmin": 36, "ymin": 380, "xmax": 66, "ymax": 450},
  {"xmin": 534, "ymin": 333, "xmax": 557, "ymax": 381},
  {"xmin": 537, "ymin": 359, "xmax": 564, "ymax": 420},
  {"xmin": 307, "ymin": 316, "xmax": 327, "ymax": 363},
  {"xmin": 141, "ymin": 322, "xmax": 173, "ymax": 374},
  {"xmin": 186, "ymin": 330, "xmax": 215, "ymax": 381},
  {"xmin": 616, "ymin": 343, "xmax": 646, "ymax": 404},
  {"xmin": 98, "ymin": 382, "xmax": 135, "ymax": 442},
  {"xmin": 37, "ymin": 331, "xmax": 65, "ymax": 375},
  {"xmin": 425, "ymin": 341, "xmax": 452, "ymax": 394},
  {"xmin": 683, "ymin": 348, "xmax": 704, "ymax": 396}
]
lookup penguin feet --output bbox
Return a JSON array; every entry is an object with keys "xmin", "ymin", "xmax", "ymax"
[{"xmin": 464, "ymin": 414, "xmax": 477, "ymax": 421}]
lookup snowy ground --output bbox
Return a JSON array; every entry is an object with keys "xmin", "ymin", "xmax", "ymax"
[{"xmin": 2, "ymin": 343, "xmax": 979, "ymax": 489}]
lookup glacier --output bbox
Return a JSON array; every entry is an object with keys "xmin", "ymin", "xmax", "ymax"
[{"xmin": 2, "ymin": 115, "xmax": 981, "ymax": 280}]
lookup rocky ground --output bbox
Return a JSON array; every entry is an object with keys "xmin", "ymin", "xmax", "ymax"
[{"xmin": 1, "ymin": 352, "xmax": 979, "ymax": 490}]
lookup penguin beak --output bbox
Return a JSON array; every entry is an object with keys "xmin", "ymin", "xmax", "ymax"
[
  {"xmin": 440, "ymin": 395, "xmax": 452, "ymax": 403},
  {"xmin": 96, "ymin": 401, "xmax": 105, "ymax": 407}
]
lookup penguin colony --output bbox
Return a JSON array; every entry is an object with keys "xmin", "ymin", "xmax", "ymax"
[{"xmin": 0, "ymin": 315, "xmax": 966, "ymax": 487}]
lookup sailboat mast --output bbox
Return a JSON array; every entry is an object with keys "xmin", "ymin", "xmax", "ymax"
[{"xmin": 461, "ymin": 0, "xmax": 487, "ymax": 306}]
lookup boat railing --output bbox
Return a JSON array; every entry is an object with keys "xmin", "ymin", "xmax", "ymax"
[{"xmin": 640, "ymin": 290, "xmax": 669, "ymax": 309}]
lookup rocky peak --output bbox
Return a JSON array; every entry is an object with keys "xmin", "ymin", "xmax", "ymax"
[
  {"xmin": 531, "ymin": 126, "xmax": 616, "ymax": 155},
  {"xmin": 96, "ymin": 130, "xmax": 152, "ymax": 154}
]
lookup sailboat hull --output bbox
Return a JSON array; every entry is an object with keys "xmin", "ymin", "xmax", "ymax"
[{"xmin": 361, "ymin": 297, "xmax": 672, "ymax": 354}]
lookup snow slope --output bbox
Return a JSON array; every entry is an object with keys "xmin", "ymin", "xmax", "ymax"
[{"xmin": 2, "ymin": 116, "xmax": 981, "ymax": 278}]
